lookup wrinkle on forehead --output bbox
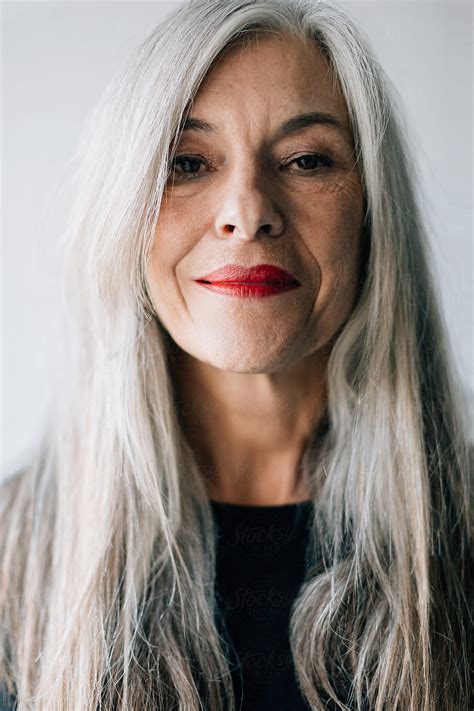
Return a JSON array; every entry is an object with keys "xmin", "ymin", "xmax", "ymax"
[{"xmin": 191, "ymin": 32, "xmax": 351, "ymax": 137}]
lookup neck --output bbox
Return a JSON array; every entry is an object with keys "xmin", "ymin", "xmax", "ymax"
[{"xmin": 171, "ymin": 346, "xmax": 329, "ymax": 506}]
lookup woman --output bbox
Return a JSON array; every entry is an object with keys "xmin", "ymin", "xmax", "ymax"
[{"xmin": 0, "ymin": 1, "xmax": 471, "ymax": 709}]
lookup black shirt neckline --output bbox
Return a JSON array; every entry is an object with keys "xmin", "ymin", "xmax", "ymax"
[
  {"xmin": 209, "ymin": 498, "xmax": 314, "ymax": 510},
  {"xmin": 209, "ymin": 498, "xmax": 314, "ymax": 539}
]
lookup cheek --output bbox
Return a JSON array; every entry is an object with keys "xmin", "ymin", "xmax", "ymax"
[
  {"xmin": 293, "ymin": 179, "xmax": 364, "ymax": 323},
  {"xmin": 326, "ymin": 202, "xmax": 363, "ymax": 288},
  {"xmin": 150, "ymin": 196, "xmax": 206, "ymax": 276},
  {"xmin": 147, "ymin": 207, "xmax": 188, "ymax": 315},
  {"xmin": 147, "ymin": 193, "xmax": 216, "ymax": 326},
  {"xmin": 297, "ymin": 176, "xmax": 363, "ymax": 267}
]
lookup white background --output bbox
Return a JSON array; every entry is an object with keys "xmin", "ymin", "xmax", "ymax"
[{"xmin": 1, "ymin": 1, "xmax": 472, "ymax": 479}]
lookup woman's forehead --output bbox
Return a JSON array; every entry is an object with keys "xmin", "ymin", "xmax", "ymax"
[{"xmin": 190, "ymin": 33, "xmax": 351, "ymax": 134}]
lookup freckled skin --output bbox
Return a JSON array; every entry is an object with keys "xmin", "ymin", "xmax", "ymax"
[{"xmin": 146, "ymin": 34, "xmax": 366, "ymax": 505}]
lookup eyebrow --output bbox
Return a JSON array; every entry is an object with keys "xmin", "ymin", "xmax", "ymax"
[{"xmin": 179, "ymin": 111, "xmax": 353, "ymax": 144}]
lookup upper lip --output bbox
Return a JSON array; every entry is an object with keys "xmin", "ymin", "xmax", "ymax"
[{"xmin": 195, "ymin": 263, "xmax": 300, "ymax": 284}]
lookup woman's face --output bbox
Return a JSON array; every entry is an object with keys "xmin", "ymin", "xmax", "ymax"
[{"xmin": 148, "ymin": 33, "xmax": 365, "ymax": 373}]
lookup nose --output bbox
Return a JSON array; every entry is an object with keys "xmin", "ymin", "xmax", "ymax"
[{"xmin": 214, "ymin": 166, "xmax": 285, "ymax": 241}]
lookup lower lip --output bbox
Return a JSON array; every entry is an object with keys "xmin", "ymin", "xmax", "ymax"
[{"xmin": 194, "ymin": 280, "xmax": 301, "ymax": 298}]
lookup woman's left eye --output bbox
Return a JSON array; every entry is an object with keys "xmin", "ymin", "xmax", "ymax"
[{"xmin": 287, "ymin": 153, "xmax": 334, "ymax": 172}]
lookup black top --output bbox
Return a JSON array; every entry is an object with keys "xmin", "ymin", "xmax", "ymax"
[
  {"xmin": 210, "ymin": 498, "xmax": 314, "ymax": 711},
  {"xmin": 0, "ymin": 686, "xmax": 15, "ymax": 711}
]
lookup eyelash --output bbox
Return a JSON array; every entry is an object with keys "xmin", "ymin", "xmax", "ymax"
[{"xmin": 168, "ymin": 152, "xmax": 335, "ymax": 182}]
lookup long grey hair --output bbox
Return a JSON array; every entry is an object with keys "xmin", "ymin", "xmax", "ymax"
[{"xmin": 1, "ymin": 1, "xmax": 471, "ymax": 709}]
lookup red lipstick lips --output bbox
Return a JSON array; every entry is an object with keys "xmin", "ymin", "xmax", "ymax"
[{"xmin": 194, "ymin": 263, "xmax": 301, "ymax": 298}]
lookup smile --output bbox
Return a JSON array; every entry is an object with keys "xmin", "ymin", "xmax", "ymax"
[{"xmin": 194, "ymin": 281, "xmax": 301, "ymax": 298}]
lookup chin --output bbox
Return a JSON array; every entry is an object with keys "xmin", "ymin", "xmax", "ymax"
[
  {"xmin": 194, "ymin": 340, "xmax": 304, "ymax": 374},
  {"xmin": 166, "ymin": 317, "xmax": 318, "ymax": 372}
]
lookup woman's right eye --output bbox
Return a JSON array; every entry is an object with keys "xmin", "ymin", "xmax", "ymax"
[{"xmin": 168, "ymin": 155, "xmax": 207, "ymax": 181}]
